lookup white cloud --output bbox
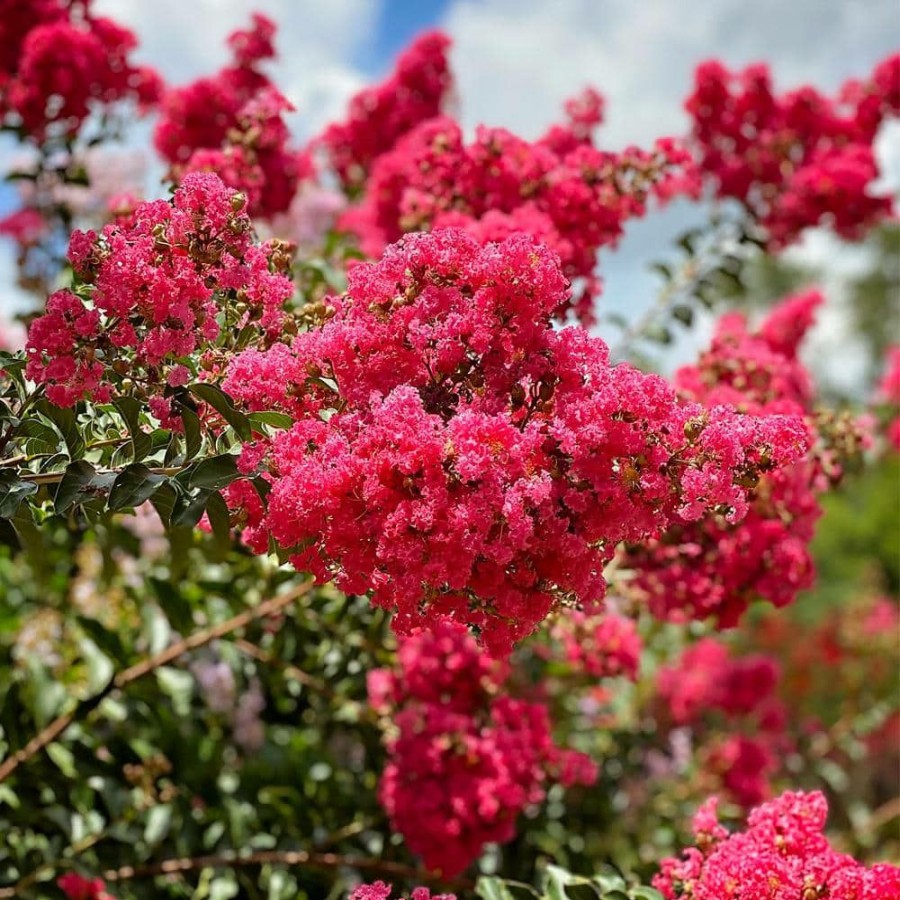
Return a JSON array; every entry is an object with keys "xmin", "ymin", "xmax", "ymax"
[
  {"xmin": 94, "ymin": 0, "xmax": 378, "ymax": 136},
  {"xmin": 443, "ymin": 0, "xmax": 899, "ymax": 147}
]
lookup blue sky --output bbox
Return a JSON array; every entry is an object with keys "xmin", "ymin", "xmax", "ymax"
[{"xmin": 2, "ymin": 0, "xmax": 897, "ymax": 390}]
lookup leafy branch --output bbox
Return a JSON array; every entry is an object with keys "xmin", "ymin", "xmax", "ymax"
[{"xmin": 0, "ymin": 580, "xmax": 313, "ymax": 785}]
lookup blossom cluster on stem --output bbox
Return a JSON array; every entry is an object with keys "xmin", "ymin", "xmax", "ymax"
[
  {"xmin": 653, "ymin": 791, "xmax": 900, "ymax": 898},
  {"xmin": 25, "ymin": 173, "xmax": 295, "ymax": 408},
  {"xmin": 368, "ymin": 620, "xmax": 597, "ymax": 875},
  {"xmin": 224, "ymin": 228, "xmax": 808, "ymax": 654},
  {"xmin": 686, "ymin": 54, "xmax": 900, "ymax": 247}
]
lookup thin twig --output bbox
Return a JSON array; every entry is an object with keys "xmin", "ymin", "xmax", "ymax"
[
  {"xmin": 18, "ymin": 465, "xmax": 185, "ymax": 485},
  {"xmin": 0, "ymin": 581, "xmax": 312, "ymax": 784},
  {"xmin": 0, "ymin": 436, "xmax": 128, "ymax": 468}
]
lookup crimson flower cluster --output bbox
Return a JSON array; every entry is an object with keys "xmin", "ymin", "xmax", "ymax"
[
  {"xmin": 550, "ymin": 611, "xmax": 642, "ymax": 680},
  {"xmin": 154, "ymin": 14, "xmax": 310, "ymax": 218},
  {"xmin": 316, "ymin": 30, "xmax": 453, "ymax": 191},
  {"xmin": 315, "ymin": 32, "xmax": 690, "ymax": 324},
  {"xmin": 686, "ymin": 54, "xmax": 900, "ymax": 247},
  {"xmin": 338, "ymin": 113, "xmax": 692, "ymax": 324},
  {"xmin": 25, "ymin": 173, "xmax": 294, "ymax": 408},
  {"xmin": 0, "ymin": 0, "xmax": 161, "ymax": 140},
  {"xmin": 657, "ymin": 638, "xmax": 785, "ymax": 806},
  {"xmin": 653, "ymin": 791, "xmax": 900, "ymax": 899},
  {"xmin": 224, "ymin": 228, "xmax": 807, "ymax": 654},
  {"xmin": 367, "ymin": 620, "xmax": 597, "ymax": 876},
  {"xmin": 623, "ymin": 291, "xmax": 834, "ymax": 626}
]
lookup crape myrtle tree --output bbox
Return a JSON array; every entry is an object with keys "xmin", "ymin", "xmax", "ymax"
[{"xmin": 0, "ymin": 3, "xmax": 898, "ymax": 898}]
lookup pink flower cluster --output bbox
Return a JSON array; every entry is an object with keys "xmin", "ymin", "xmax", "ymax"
[
  {"xmin": 656, "ymin": 638, "xmax": 785, "ymax": 806},
  {"xmin": 339, "ymin": 112, "xmax": 692, "ymax": 324},
  {"xmin": 686, "ymin": 54, "xmax": 900, "ymax": 247},
  {"xmin": 368, "ymin": 621, "xmax": 597, "ymax": 876},
  {"xmin": 316, "ymin": 30, "xmax": 453, "ymax": 191},
  {"xmin": 350, "ymin": 884, "xmax": 454, "ymax": 900},
  {"xmin": 0, "ymin": 0, "xmax": 161, "ymax": 140},
  {"xmin": 25, "ymin": 173, "xmax": 294, "ymax": 407},
  {"xmin": 57, "ymin": 873, "xmax": 115, "ymax": 900},
  {"xmin": 154, "ymin": 14, "xmax": 309, "ymax": 218},
  {"xmin": 658, "ymin": 639, "xmax": 782, "ymax": 725},
  {"xmin": 224, "ymin": 229, "xmax": 808, "ymax": 654},
  {"xmin": 878, "ymin": 345, "xmax": 900, "ymax": 450},
  {"xmin": 654, "ymin": 791, "xmax": 900, "ymax": 899},
  {"xmin": 624, "ymin": 291, "xmax": 827, "ymax": 626},
  {"xmin": 551, "ymin": 611, "xmax": 642, "ymax": 680}
]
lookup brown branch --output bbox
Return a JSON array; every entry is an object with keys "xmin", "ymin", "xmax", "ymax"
[
  {"xmin": 18, "ymin": 465, "xmax": 185, "ymax": 485},
  {"xmin": 0, "ymin": 581, "xmax": 313, "ymax": 785},
  {"xmin": 103, "ymin": 848, "xmax": 473, "ymax": 892},
  {"xmin": 0, "ymin": 436, "xmax": 128, "ymax": 469}
]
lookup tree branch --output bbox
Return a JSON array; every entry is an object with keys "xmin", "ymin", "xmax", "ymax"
[{"xmin": 0, "ymin": 580, "xmax": 313, "ymax": 784}]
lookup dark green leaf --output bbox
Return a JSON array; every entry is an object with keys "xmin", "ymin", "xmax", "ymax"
[
  {"xmin": 179, "ymin": 403, "xmax": 202, "ymax": 462},
  {"xmin": 183, "ymin": 454, "xmax": 240, "ymax": 491},
  {"xmin": 36, "ymin": 400, "xmax": 85, "ymax": 459},
  {"xmin": 54, "ymin": 460, "xmax": 97, "ymax": 513},
  {"xmin": 204, "ymin": 489, "xmax": 231, "ymax": 548},
  {"xmin": 76, "ymin": 616, "xmax": 129, "ymax": 664},
  {"xmin": 172, "ymin": 487, "xmax": 213, "ymax": 527},
  {"xmin": 671, "ymin": 304, "xmax": 694, "ymax": 327},
  {"xmin": 246, "ymin": 410, "xmax": 294, "ymax": 432},
  {"xmin": 649, "ymin": 261, "xmax": 673, "ymax": 281},
  {"xmin": 113, "ymin": 397, "xmax": 151, "ymax": 462},
  {"xmin": 107, "ymin": 464, "xmax": 167, "ymax": 511},
  {"xmin": 149, "ymin": 480, "xmax": 178, "ymax": 527},
  {"xmin": 149, "ymin": 578, "xmax": 194, "ymax": 634},
  {"xmin": 188, "ymin": 383, "xmax": 251, "ymax": 441},
  {"xmin": 0, "ymin": 471, "xmax": 38, "ymax": 518}
]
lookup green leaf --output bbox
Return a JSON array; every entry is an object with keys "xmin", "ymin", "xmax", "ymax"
[
  {"xmin": 107, "ymin": 464, "xmax": 166, "ymax": 511},
  {"xmin": 180, "ymin": 402, "xmax": 203, "ymax": 462},
  {"xmin": 54, "ymin": 460, "xmax": 97, "ymax": 513},
  {"xmin": 671, "ymin": 304, "xmax": 694, "ymax": 327},
  {"xmin": 183, "ymin": 454, "xmax": 240, "ymax": 491},
  {"xmin": 204, "ymin": 490, "xmax": 231, "ymax": 548},
  {"xmin": 476, "ymin": 877, "xmax": 518, "ymax": 900},
  {"xmin": 144, "ymin": 804, "xmax": 173, "ymax": 846},
  {"xmin": 18, "ymin": 418, "xmax": 62, "ymax": 456},
  {"xmin": 566, "ymin": 887, "xmax": 602, "ymax": 900},
  {"xmin": 172, "ymin": 487, "xmax": 214, "ymax": 528},
  {"xmin": 149, "ymin": 578, "xmax": 195, "ymax": 634},
  {"xmin": 247, "ymin": 410, "xmax": 294, "ymax": 431},
  {"xmin": 76, "ymin": 616, "xmax": 128, "ymax": 665},
  {"xmin": 189, "ymin": 383, "xmax": 251, "ymax": 441},
  {"xmin": 0, "ymin": 351, "xmax": 27, "ymax": 374},
  {"xmin": 113, "ymin": 396, "xmax": 151, "ymax": 462},
  {"xmin": 10, "ymin": 506, "xmax": 42, "ymax": 561},
  {"xmin": 592, "ymin": 865, "xmax": 628, "ymax": 893},
  {"xmin": 36, "ymin": 400, "xmax": 85, "ymax": 459},
  {"xmin": 0, "ymin": 471, "xmax": 38, "ymax": 518},
  {"xmin": 648, "ymin": 261, "xmax": 673, "ymax": 281},
  {"xmin": 645, "ymin": 323, "xmax": 673, "ymax": 345},
  {"xmin": 149, "ymin": 480, "xmax": 178, "ymax": 528},
  {"xmin": 47, "ymin": 742, "xmax": 77, "ymax": 778}
]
